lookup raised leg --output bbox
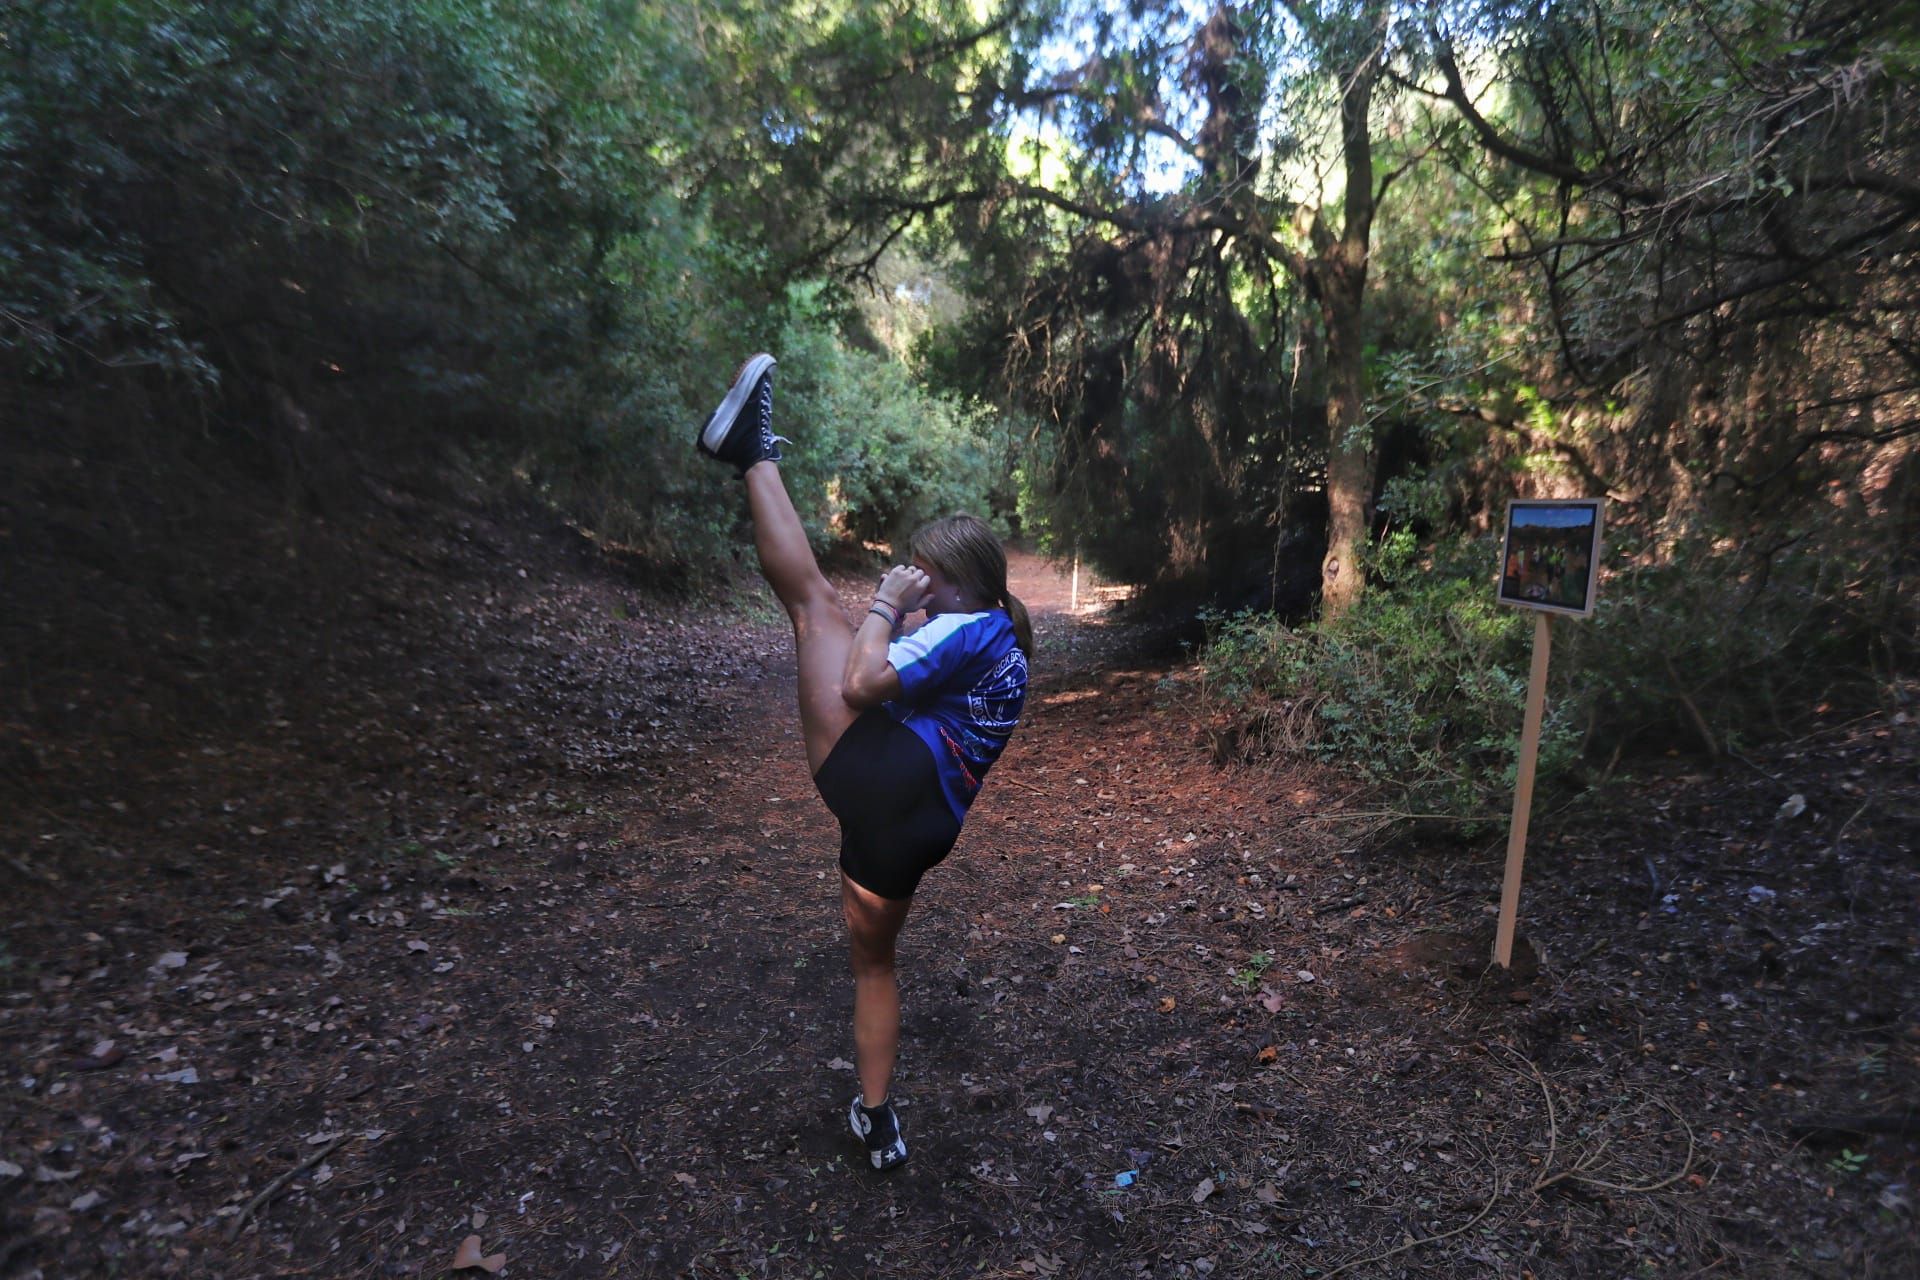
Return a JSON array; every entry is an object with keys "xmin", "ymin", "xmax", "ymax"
[
  {"xmin": 841, "ymin": 871, "xmax": 913, "ymax": 1106},
  {"xmin": 742, "ymin": 460, "xmax": 862, "ymax": 773}
]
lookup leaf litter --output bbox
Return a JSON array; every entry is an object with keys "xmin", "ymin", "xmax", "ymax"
[{"xmin": 0, "ymin": 476, "xmax": 1914, "ymax": 1277}]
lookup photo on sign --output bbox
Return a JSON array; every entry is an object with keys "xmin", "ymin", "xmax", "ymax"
[{"xmin": 1498, "ymin": 500, "xmax": 1603, "ymax": 617}]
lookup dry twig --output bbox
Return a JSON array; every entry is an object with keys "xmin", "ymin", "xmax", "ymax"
[
  {"xmin": 1318, "ymin": 1155, "xmax": 1507, "ymax": 1279},
  {"xmin": 226, "ymin": 1133, "xmax": 356, "ymax": 1241},
  {"xmin": 1497, "ymin": 1045, "xmax": 1698, "ymax": 1196}
]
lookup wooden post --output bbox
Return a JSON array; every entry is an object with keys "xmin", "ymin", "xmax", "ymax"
[{"xmin": 1494, "ymin": 610, "xmax": 1553, "ymax": 968}]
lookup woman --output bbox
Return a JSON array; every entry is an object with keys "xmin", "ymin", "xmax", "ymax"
[{"xmin": 697, "ymin": 353, "xmax": 1032, "ymax": 1170}]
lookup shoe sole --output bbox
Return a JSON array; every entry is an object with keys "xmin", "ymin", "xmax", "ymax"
[{"xmin": 698, "ymin": 353, "xmax": 777, "ymax": 456}]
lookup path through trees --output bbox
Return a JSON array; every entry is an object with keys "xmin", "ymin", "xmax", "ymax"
[{"xmin": 1, "ymin": 491, "xmax": 1912, "ymax": 1277}]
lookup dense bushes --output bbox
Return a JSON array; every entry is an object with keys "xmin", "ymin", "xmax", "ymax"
[
  {"xmin": 1195, "ymin": 533, "xmax": 1576, "ymax": 821},
  {"xmin": 0, "ymin": 0, "xmax": 1016, "ymax": 585},
  {"xmin": 773, "ymin": 296, "xmax": 1016, "ymax": 549},
  {"xmin": 1197, "ymin": 515, "xmax": 1911, "ymax": 820},
  {"xmin": 2, "ymin": 0, "xmax": 578, "ymax": 378},
  {"xmin": 524, "ymin": 280, "xmax": 1015, "ymax": 584}
]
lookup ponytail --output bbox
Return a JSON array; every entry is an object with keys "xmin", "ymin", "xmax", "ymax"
[{"xmin": 1003, "ymin": 589, "xmax": 1033, "ymax": 656}]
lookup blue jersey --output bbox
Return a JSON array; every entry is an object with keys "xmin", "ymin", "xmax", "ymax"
[{"xmin": 885, "ymin": 610, "xmax": 1028, "ymax": 823}]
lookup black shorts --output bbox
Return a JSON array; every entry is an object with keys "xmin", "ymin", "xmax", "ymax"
[{"xmin": 814, "ymin": 708, "xmax": 961, "ymax": 901}]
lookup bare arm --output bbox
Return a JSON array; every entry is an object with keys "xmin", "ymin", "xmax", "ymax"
[{"xmin": 843, "ymin": 565, "xmax": 930, "ymax": 709}]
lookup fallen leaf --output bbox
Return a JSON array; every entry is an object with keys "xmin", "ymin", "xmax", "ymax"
[
  {"xmin": 406, "ymin": 940, "xmax": 430, "ymax": 953},
  {"xmin": 451, "ymin": 1234, "xmax": 506, "ymax": 1273},
  {"xmin": 1294, "ymin": 970, "xmax": 1315, "ymax": 983},
  {"xmin": 826, "ymin": 1057, "xmax": 855, "ymax": 1071},
  {"xmin": 1158, "ymin": 996, "xmax": 1176, "ymax": 1013},
  {"xmin": 1259, "ymin": 990, "xmax": 1285, "ymax": 1013},
  {"xmin": 1254, "ymin": 1181, "xmax": 1282, "ymax": 1204},
  {"xmin": 1192, "ymin": 1177, "xmax": 1216, "ymax": 1203},
  {"xmin": 70, "ymin": 1190, "xmax": 106, "ymax": 1212},
  {"xmin": 1025, "ymin": 1104, "xmax": 1054, "ymax": 1125},
  {"xmin": 1050, "ymin": 933, "xmax": 1067, "ymax": 944},
  {"xmin": 673, "ymin": 1171, "xmax": 698, "ymax": 1188},
  {"xmin": 1257, "ymin": 1045, "xmax": 1278, "ymax": 1064},
  {"xmin": 70, "ymin": 1044, "xmax": 126, "ymax": 1071},
  {"xmin": 153, "ymin": 951, "xmax": 188, "ymax": 971}
]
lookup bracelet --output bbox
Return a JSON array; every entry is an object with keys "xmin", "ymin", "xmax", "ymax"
[{"xmin": 868, "ymin": 603, "xmax": 901, "ymax": 628}]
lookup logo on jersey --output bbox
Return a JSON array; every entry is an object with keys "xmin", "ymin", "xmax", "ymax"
[{"xmin": 967, "ymin": 648, "xmax": 1028, "ymax": 736}]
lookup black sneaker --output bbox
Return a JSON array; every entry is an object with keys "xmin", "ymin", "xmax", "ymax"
[
  {"xmin": 697, "ymin": 353, "xmax": 787, "ymax": 473},
  {"xmin": 849, "ymin": 1094, "xmax": 908, "ymax": 1170}
]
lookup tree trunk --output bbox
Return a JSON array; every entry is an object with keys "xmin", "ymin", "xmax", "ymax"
[
  {"xmin": 1314, "ymin": 0, "xmax": 1387, "ymax": 623},
  {"xmin": 1319, "ymin": 273, "xmax": 1372, "ymax": 620}
]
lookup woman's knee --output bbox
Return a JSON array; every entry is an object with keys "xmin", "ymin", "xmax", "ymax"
[
  {"xmin": 843, "ymin": 906, "xmax": 895, "ymax": 961},
  {"xmin": 840, "ymin": 873, "xmax": 908, "ymax": 966},
  {"xmin": 847, "ymin": 937, "xmax": 896, "ymax": 979},
  {"xmin": 843, "ymin": 906, "xmax": 902, "ymax": 974}
]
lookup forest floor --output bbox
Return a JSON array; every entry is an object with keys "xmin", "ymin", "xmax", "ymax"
[{"xmin": 2, "ymin": 466, "xmax": 1916, "ymax": 1280}]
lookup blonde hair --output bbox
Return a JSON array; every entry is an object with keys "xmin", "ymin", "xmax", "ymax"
[{"xmin": 908, "ymin": 514, "xmax": 1033, "ymax": 655}]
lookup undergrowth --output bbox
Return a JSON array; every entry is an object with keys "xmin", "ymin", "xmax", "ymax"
[{"xmin": 1194, "ymin": 524, "xmax": 1909, "ymax": 822}]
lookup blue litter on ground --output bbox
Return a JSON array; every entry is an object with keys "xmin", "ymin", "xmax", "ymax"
[{"xmin": 1114, "ymin": 1170, "xmax": 1138, "ymax": 1187}]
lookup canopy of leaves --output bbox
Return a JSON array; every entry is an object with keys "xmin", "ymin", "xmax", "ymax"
[
  {"xmin": 0, "ymin": 0, "xmax": 1014, "ymax": 580},
  {"xmin": 3, "ymin": 0, "xmax": 1911, "ymax": 794}
]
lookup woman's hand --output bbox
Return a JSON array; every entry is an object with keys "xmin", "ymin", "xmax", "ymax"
[
  {"xmin": 875, "ymin": 564, "xmax": 931, "ymax": 615},
  {"xmin": 846, "ymin": 566, "xmax": 921, "ymax": 710}
]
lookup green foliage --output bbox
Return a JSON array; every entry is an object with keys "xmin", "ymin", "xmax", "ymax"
[
  {"xmin": 773, "ymin": 291, "xmax": 1017, "ymax": 550},
  {"xmin": 1200, "ymin": 506, "xmax": 1907, "ymax": 818},
  {"xmin": 1198, "ymin": 533, "xmax": 1579, "ymax": 820},
  {"xmin": 526, "ymin": 273, "xmax": 1016, "ymax": 582},
  {"xmin": 0, "ymin": 0, "xmax": 1025, "ymax": 579},
  {"xmin": 1572, "ymin": 523, "xmax": 1898, "ymax": 757},
  {"xmin": 909, "ymin": 0, "xmax": 1383, "ymax": 588},
  {"xmin": 6, "ymin": 0, "xmax": 1909, "ymax": 701},
  {"xmin": 3, "ymin": 0, "xmax": 582, "ymax": 376},
  {"xmin": 1828, "ymin": 1148, "xmax": 1868, "ymax": 1177},
  {"xmin": 1231, "ymin": 952, "xmax": 1272, "ymax": 988}
]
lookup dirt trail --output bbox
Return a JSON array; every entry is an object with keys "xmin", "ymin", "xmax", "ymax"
[{"xmin": 2, "ymin": 492, "xmax": 1914, "ymax": 1278}]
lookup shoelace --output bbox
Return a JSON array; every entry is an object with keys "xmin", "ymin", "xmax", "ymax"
[{"xmin": 756, "ymin": 383, "xmax": 791, "ymax": 452}]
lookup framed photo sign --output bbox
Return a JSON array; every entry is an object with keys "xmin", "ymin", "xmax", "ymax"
[
  {"xmin": 1489, "ymin": 496, "xmax": 1604, "ymax": 968},
  {"xmin": 1498, "ymin": 499, "xmax": 1604, "ymax": 618}
]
